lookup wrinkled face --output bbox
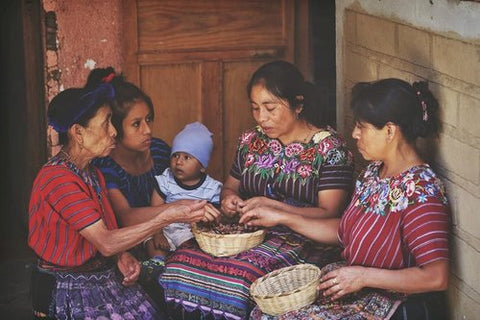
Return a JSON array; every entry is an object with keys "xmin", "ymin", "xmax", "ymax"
[
  {"xmin": 120, "ymin": 101, "xmax": 153, "ymax": 152},
  {"xmin": 82, "ymin": 105, "xmax": 117, "ymax": 158},
  {"xmin": 351, "ymin": 121, "xmax": 388, "ymax": 161},
  {"xmin": 249, "ymin": 84, "xmax": 300, "ymax": 143},
  {"xmin": 170, "ymin": 152, "xmax": 204, "ymax": 185}
]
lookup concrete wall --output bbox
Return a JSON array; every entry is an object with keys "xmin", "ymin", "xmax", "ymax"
[{"xmin": 336, "ymin": 1, "xmax": 480, "ymax": 319}]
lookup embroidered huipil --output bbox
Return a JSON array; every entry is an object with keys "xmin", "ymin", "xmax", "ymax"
[
  {"xmin": 231, "ymin": 126, "xmax": 354, "ymax": 206},
  {"xmin": 93, "ymin": 137, "xmax": 171, "ymax": 207},
  {"xmin": 339, "ymin": 161, "xmax": 450, "ymax": 269},
  {"xmin": 161, "ymin": 126, "xmax": 354, "ymax": 320}
]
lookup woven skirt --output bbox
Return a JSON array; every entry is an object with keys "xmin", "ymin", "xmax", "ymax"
[
  {"xmin": 52, "ymin": 267, "xmax": 165, "ymax": 320},
  {"xmin": 160, "ymin": 227, "xmax": 342, "ymax": 320}
]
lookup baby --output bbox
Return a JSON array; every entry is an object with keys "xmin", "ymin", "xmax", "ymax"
[{"xmin": 147, "ymin": 122, "xmax": 222, "ymax": 258}]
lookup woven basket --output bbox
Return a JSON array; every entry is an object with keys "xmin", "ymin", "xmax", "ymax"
[
  {"xmin": 192, "ymin": 223, "xmax": 266, "ymax": 257},
  {"xmin": 250, "ymin": 264, "xmax": 321, "ymax": 316}
]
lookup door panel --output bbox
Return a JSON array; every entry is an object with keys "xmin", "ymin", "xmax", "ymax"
[
  {"xmin": 223, "ymin": 61, "xmax": 264, "ymax": 172},
  {"xmin": 123, "ymin": 0, "xmax": 298, "ymax": 181},
  {"xmin": 141, "ymin": 63, "xmax": 202, "ymax": 144},
  {"xmin": 137, "ymin": 0, "xmax": 287, "ymax": 51}
]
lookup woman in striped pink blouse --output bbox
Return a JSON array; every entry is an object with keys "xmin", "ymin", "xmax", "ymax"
[{"xmin": 242, "ymin": 78, "xmax": 450, "ymax": 320}]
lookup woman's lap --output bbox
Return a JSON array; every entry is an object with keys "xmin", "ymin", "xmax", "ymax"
[
  {"xmin": 248, "ymin": 262, "xmax": 447, "ymax": 320},
  {"xmin": 160, "ymin": 228, "xmax": 342, "ymax": 320},
  {"xmin": 32, "ymin": 266, "xmax": 166, "ymax": 319}
]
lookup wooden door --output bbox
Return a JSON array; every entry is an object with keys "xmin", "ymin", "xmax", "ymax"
[{"xmin": 123, "ymin": 0, "xmax": 301, "ymax": 181}]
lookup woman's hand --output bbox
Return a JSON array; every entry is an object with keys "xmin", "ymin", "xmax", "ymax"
[
  {"xmin": 221, "ymin": 194, "xmax": 243, "ymax": 217},
  {"xmin": 158, "ymin": 200, "xmax": 207, "ymax": 224},
  {"xmin": 117, "ymin": 251, "xmax": 141, "ymax": 286},
  {"xmin": 237, "ymin": 196, "xmax": 280, "ymax": 214},
  {"xmin": 238, "ymin": 206, "xmax": 283, "ymax": 228},
  {"xmin": 202, "ymin": 203, "xmax": 221, "ymax": 222},
  {"xmin": 318, "ymin": 266, "xmax": 367, "ymax": 300}
]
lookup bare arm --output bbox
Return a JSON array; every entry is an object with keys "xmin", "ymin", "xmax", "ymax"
[
  {"xmin": 108, "ymin": 188, "xmax": 181, "ymax": 226},
  {"xmin": 238, "ymin": 188, "xmax": 349, "ymax": 219},
  {"xmin": 239, "ymin": 208, "xmax": 340, "ymax": 245},
  {"xmin": 319, "ymin": 260, "xmax": 449, "ymax": 300},
  {"xmin": 80, "ymin": 200, "xmax": 206, "ymax": 256},
  {"xmin": 223, "ymin": 171, "xmax": 350, "ymax": 220}
]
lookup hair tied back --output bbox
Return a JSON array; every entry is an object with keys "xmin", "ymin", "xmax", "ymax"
[{"xmin": 416, "ymin": 90, "xmax": 428, "ymax": 122}]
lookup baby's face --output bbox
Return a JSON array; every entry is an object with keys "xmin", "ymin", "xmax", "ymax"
[{"xmin": 170, "ymin": 152, "xmax": 205, "ymax": 186}]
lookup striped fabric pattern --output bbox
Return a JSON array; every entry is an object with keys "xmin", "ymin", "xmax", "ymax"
[
  {"xmin": 53, "ymin": 267, "xmax": 164, "ymax": 319},
  {"xmin": 161, "ymin": 228, "xmax": 315, "ymax": 320},
  {"xmin": 339, "ymin": 162, "xmax": 450, "ymax": 269},
  {"xmin": 93, "ymin": 137, "xmax": 171, "ymax": 207},
  {"xmin": 28, "ymin": 156, "xmax": 117, "ymax": 267}
]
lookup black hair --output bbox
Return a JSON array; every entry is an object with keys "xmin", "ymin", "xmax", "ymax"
[
  {"xmin": 47, "ymin": 87, "xmax": 110, "ymax": 146},
  {"xmin": 84, "ymin": 67, "xmax": 154, "ymax": 139},
  {"xmin": 246, "ymin": 60, "xmax": 328, "ymax": 128},
  {"xmin": 350, "ymin": 78, "xmax": 440, "ymax": 142}
]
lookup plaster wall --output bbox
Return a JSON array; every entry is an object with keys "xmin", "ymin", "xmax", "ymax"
[
  {"xmin": 42, "ymin": 0, "xmax": 124, "ymax": 155},
  {"xmin": 336, "ymin": 1, "xmax": 480, "ymax": 319}
]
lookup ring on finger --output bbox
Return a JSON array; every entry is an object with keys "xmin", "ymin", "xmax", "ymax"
[{"xmin": 332, "ymin": 278, "xmax": 338, "ymax": 285}]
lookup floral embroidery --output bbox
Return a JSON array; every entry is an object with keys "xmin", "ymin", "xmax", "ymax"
[
  {"xmin": 239, "ymin": 126, "xmax": 349, "ymax": 184},
  {"xmin": 268, "ymin": 140, "xmax": 282, "ymax": 155},
  {"xmin": 249, "ymin": 137, "xmax": 267, "ymax": 154},
  {"xmin": 354, "ymin": 161, "xmax": 448, "ymax": 216},
  {"xmin": 285, "ymin": 143, "xmax": 304, "ymax": 157}
]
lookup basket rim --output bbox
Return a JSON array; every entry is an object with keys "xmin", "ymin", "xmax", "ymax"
[
  {"xmin": 250, "ymin": 263, "xmax": 321, "ymax": 299},
  {"xmin": 192, "ymin": 223, "xmax": 266, "ymax": 239}
]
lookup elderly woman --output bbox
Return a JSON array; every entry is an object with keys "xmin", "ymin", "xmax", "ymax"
[
  {"xmin": 242, "ymin": 78, "xmax": 450, "ymax": 320},
  {"xmin": 160, "ymin": 60, "xmax": 354, "ymax": 319},
  {"xmin": 28, "ymin": 82, "xmax": 208, "ymax": 319}
]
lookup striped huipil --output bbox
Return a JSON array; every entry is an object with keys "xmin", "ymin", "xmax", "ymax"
[
  {"xmin": 28, "ymin": 155, "xmax": 117, "ymax": 267},
  {"xmin": 339, "ymin": 161, "xmax": 450, "ymax": 269}
]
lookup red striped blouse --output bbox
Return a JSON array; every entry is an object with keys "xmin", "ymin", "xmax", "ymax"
[
  {"xmin": 28, "ymin": 157, "xmax": 118, "ymax": 267},
  {"xmin": 339, "ymin": 162, "xmax": 449, "ymax": 269}
]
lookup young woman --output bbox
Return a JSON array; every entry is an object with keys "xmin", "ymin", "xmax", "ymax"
[{"xmin": 89, "ymin": 67, "xmax": 219, "ymax": 300}]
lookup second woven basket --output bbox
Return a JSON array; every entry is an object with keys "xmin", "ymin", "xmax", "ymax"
[{"xmin": 250, "ymin": 263, "xmax": 321, "ymax": 316}]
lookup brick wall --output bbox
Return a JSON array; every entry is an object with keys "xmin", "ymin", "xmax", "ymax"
[{"xmin": 339, "ymin": 8, "xmax": 480, "ymax": 320}]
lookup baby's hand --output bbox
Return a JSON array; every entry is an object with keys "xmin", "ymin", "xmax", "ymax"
[{"xmin": 221, "ymin": 194, "xmax": 242, "ymax": 217}]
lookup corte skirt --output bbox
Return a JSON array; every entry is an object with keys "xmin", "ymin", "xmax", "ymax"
[
  {"xmin": 51, "ymin": 267, "xmax": 165, "ymax": 320},
  {"xmin": 160, "ymin": 227, "xmax": 342, "ymax": 320}
]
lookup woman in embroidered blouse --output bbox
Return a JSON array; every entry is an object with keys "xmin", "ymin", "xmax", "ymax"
[
  {"xmin": 28, "ymin": 83, "xmax": 207, "ymax": 319},
  {"xmin": 242, "ymin": 78, "xmax": 450, "ymax": 320},
  {"xmin": 160, "ymin": 60, "xmax": 354, "ymax": 320}
]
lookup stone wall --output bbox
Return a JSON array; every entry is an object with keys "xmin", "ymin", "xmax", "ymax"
[{"xmin": 337, "ymin": 2, "xmax": 480, "ymax": 319}]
